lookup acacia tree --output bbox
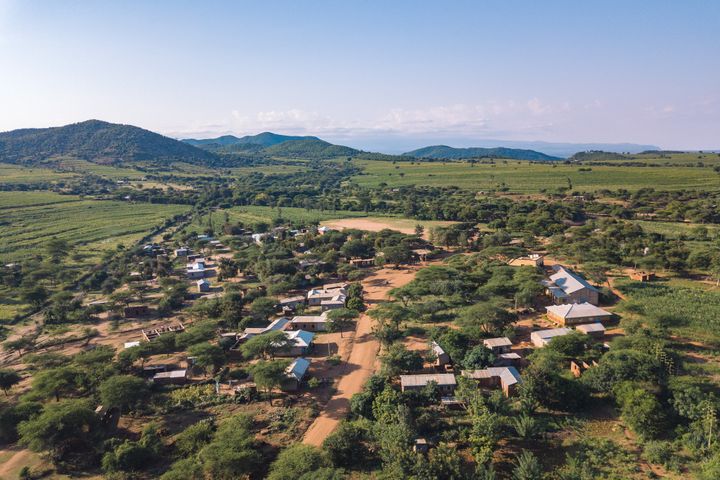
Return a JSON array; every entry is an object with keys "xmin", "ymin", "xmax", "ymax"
[
  {"xmin": 0, "ymin": 369, "xmax": 22, "ymax": 395},
  {"xmin": 326, "ymin": 308, "xmax": 359, "ymax": 338},
  {"xmin": 249, "ymin": 360, "xmax": 290, "ymax": 395},
  {"xmin": 241, "ymin": 331, "xmax": 291, "ymax": 360}
]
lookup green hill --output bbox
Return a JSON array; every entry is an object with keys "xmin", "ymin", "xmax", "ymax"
[
  {"xmin": 263, "ymin": 138, "xmax": 359, "ymax": 158},
  {"xmin": 183, "ymin": 132, "xmax": 321, "ymax": 153},
  {"xmin": 404, "ymin": 145, "xmax": 560, "ymax": 161},
  {"xmin": 0, "ymin": 120, "xmax": 219, "ymax": 166}
]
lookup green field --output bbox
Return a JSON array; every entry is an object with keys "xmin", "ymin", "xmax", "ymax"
[
  {"xmin": 0, "ymin": 163, "xmax": 77, "ymax": 184},
  {"xmin": 186, "ymin": 205, "xmax": 370, "ymax": 233},
  {"xmin": 0, "ymin": 191, "xmax": 190, "ymax": 262},
  {"xmin": 351, "ymin": 159, "xmax": 720, "ymax": 192},
  {"xmin": 579, "ymin": 151, "xmax": 720, "ymax": 166},
  {"xmin": 633, "ymin": 220, "xmax": 720, "ymax": 238}
]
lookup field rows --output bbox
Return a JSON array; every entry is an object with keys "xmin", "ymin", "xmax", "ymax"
[{"xmin": 352, "ymin": 159, "xmax": 720, "ymax": 192}]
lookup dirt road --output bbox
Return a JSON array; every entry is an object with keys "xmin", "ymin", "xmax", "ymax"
[{"xmin": 302, "ymin": 266, "xmax": 421, "ymax": 446}]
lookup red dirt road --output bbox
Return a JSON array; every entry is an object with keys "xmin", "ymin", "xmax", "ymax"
[{"xmin": 302, "ymin": 266, "xmax": 421, "ymax": 446}]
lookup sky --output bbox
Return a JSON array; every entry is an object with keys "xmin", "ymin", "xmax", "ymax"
[{"xmin": 0, "ymin": 0, "xmax": 718, "ymax": 152}]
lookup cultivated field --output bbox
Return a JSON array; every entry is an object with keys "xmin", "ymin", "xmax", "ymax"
[
  {"xmin": 0, "ymin": 163, "xmax": 77, "ymax": 185},
  {"xmin": 351, "ymin": 159, "xmax": 720, "ymax": 192},
  {"xmin": 0, "ymin": 191, "xmax": 190, "ymax": 262},
  {"xmin": 320, "ymin": 216, "xmax": 455, "ymax": 237}
]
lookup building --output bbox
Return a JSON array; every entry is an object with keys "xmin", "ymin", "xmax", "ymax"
[
  {"xmin": 494, "ymin": 352, "xmax": 522, "ymax": 367},
  {"xmin": 276, "ymin": 330, "xmax": 315, "ymax": 357},
  {"xmin": 542, "ymin": 265, "xmax": 600, "ymax": 305},
  {"xmin": 570, "ymin": 359, "xmax": 598, "ymax": 378},
  {"xmin": 576, "ymin": 322, "xmax": 606, "ymax": 338},
  {"xmin": 124, "ymin": 341, "xmax": 140, "ymax": 349},
  {"xmin": 277, "ymin": 295, "xmax": 306, "ymax": 312},
  {"xmin": 399, "ymin": 374, "xmax": 457, "ymax": 394},
  {"xmin": 531, "ymin": 327, "xmax": 573, "ymax": 348},
  {"xmin": 483, "ymin": 337, "xmax": 513, "ymax": 354},
  {"xmin": 462, "ymin": 367, "xmax": 522, "ymax": 397},
  {"xmin": 349, "ymin": 258, "xmax": 375, "ymax": 267},
  {"xmin": 142, "ymin": 323, "xmax": 186, "ymax": 341},
  {"xmin": 630, "ymin": 271, "xmax": 657, "ymax": 282},
  {"xmin": 307, "ymin": 285, "xmax": 348, "ymax": 306},
  {"xmin": 321, "ymin": 293, "xmax": 347, "ymax": 311},
  {"xmin": 281, "ymin": 358, "xmax": 311, "ymax": 391},
  {"xmin": 290, "ymin": 312, "xmax": 329, "ymax": 331},
  {"xmin": 238, "ymin": 318, "xmax": 289, "ymax": 341},
  {"xmin": 152, "ymin": 369, "xmax": 188, "ymax": 385},
  {"xmin": 508, "ymin": 253, "xmax": 545, "ymax": 268},
  {"xmin": 174, "ymin": 247, "xmax": 191, "ymax": 257},
  {"xmin": 196, "ymin": 279, "xmax": 210, "ymax": 293},
  {"xmin": 124, "ymin": 305, "xmax": 149, "ymax": 318},
  {"xmin": 545, "ymin": 302, "xmax": 612, "ymax": 326},
  {"xmin": 431, "ymin": 341, "xmax": 451, "ymax": 366},
  {"xmin": 186, "ymin": 261, "xmax": 206, "ymax": 279}
]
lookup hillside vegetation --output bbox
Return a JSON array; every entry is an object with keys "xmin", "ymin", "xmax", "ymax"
[
  {"xmin": 0, "ymin": 120, "xmax": 219, "ymax": 167},
  {"xmin": 404, "ymin": 144, "xmax": 561, "ymax": 161}
]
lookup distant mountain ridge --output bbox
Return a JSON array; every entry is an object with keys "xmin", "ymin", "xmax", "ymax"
[
  {"xmin": 404, "ymin": 145, "xmax": 561, "ymax": 161},
  {"xmin": 0, "ymin": 120, "xmax": 218, "ymax": 166},
  {"xmin": 183, "ymin": 132, "xmax": 360, "ymax": 158},
  {"xmin": 183, "ymin": 132, "xmax": 320, "ymax": 149}
]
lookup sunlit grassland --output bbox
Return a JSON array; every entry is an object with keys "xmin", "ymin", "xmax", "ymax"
[
  {"xmin": 351, "ymin": 159, "xmax": 720, "ymax": 192},
  {"xmin": 0, "ymin": 191, "xmax": 190, "ymax": 263},
  {"xmin": 0, "ymin": 163, "xmax": 77, "ymax": 184}
]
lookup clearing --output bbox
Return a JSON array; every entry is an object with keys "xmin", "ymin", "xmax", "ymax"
[{"xmin": 320, "ymin": 216, "xmax": 455, "ymax": 239}]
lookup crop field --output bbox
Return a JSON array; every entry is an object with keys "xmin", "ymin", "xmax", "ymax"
[
  {"xmin": 0, "ymin": 163, "xmax": 77, "ymax": 184},
  {"xmin": 581, "ymin": 151, "xmax": 720, "ymax": 166},
  {"xmin": 351, "ymin": 159, "xmax": 720, "ymax": 192},
  {"xmin": 186, "ymin": 205, "xmax": 369, "ymax": 233},
  {"xmin": 0, "ymin": 191, "xmax": 190, "ymax": 262},
  {"xmin": 632, "ymin": 220, "xmax": 720, "ymax": 238}
]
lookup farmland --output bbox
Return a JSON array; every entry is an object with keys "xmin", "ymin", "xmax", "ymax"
[
  {"xmin": 351, "ymin": 159, "xmax": 720, "ymax": 192},
  {"xmin": 0, "ymin": 191, "xmax": 190, "ymax": 263},
  {"xmin": 0, "ymin": 163, "xmax": 77, "ymax": 185}
]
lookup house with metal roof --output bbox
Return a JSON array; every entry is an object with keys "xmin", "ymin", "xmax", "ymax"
[
  {"xmin": 576, "ymin": 322, "xmax": 606, "ymax": 338},
  {"xmin": 546, "ymin": 302, "xmax": 612, "ymax": 326},
  {"xmin": 290, "ymin": 312, "xmax": 329, "ymax": 331},
  {"xmin": 542, "ymin": 265, "xmax": 599, "ymax": 305},
  {"xmin": 281, "ymin": 358, "xmax": 311, "ymax": 391},
  {"xmin": 276, "ymin": 330, "xmax": 315, "ymax": 356},
  {"xmin": 530, "ymin": 327, "xmax": 573, "ymax": 347},
  {"xmin": 462, "ymin": 367, "xmax": 522, "ymax": 397},
  {"xmin": 400, "ymin": 374, "xmax": 457, "ymax": 394},
  {"xmin": 483, "ymin": 337, "xmax": 513, "ymax": 354},
  {"xmin": 431, "ymin": 340, "xmax": 451, "ymax": 366}
]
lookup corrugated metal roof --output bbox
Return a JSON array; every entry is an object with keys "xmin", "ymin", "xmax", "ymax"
[
  {"xmin": 547, "ymin": 266, "xmax": 598, "ymax": 295},
  {"xmin": 483, "ymin": 337, "xmax": 513, "ymax": 348},
  {"xmin": 546, "ymin": 302, "xmax": 611, "ymax": 319},
  {"xmin": 400, "ymin": 374, "xmax": 457, "ymax": 388}
]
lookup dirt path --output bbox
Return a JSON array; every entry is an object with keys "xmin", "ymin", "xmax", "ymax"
[
  {"xmin": 302, "ymin": 265, "xmax": 423, "ymax": 446},
  {"xmin": 0, "ymin": 447, "xmax": 42, "ymax": 480}
]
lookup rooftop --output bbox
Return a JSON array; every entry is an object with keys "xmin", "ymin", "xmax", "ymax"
[
  {"xmin": 576, "ymin": 323, "xmax": 607, "ymax": 333},
  {"xmin": 546, "ymin": 265, "xmax": 598, "ymax": 295},
  {"xmin": 399, "ymin": 373, "xmax": 457, "ymax": 388},
  {"xmin": 546, "ymin": 302, "xmax": 612, "ymax": 319},
  {"xmin": 286, "ymin": 358, "xmax": 311, "ymax": 381},
  {"xmin": 532, "ymin": 327, "xmax": 573, "ymax": 340},
  {"xmin": 483, "ymin": 337, "xmax": 513, "ymax": 348}
]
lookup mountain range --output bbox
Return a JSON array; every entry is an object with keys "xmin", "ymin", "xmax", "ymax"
[
  {"xmin": 0, "ymin": 119, "xmax": 661, "ymax": 168},
  {"xmin": 403, "ymin": 145, "xmax": 561, "ymax": 161}
]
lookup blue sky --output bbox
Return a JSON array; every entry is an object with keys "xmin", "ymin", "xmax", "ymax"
[{"xmin": 0, "ymin": 0, "xmax": 718, "ymax": 151}]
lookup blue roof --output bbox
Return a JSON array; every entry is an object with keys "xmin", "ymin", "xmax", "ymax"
[{"xmin": 287, "ymin": 357, "xmax": 311, "ymax": 381}]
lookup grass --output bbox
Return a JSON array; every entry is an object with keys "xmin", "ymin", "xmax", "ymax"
[
  {"xmin": 0, "ymin": 163, "xmax": 77, "ymax": 184},
  {"xmin": 0, "ymin": 191, "xmax": 190, "ymax": 263},
  {"xmin": 633, "ymin": 220, "xmax": 720, "ymax": 238},
  {"xmin": 351, "ymin": 159, "xmax": 720, "ymax": 193},
  {"xmin": 185, "ymin": 205, "xmax": 370, "ymax": 233}
]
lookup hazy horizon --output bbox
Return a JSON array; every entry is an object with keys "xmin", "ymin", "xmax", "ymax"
[{"xmin": 1, "ymin": 0, "xmax": 718, "ymax": 151}]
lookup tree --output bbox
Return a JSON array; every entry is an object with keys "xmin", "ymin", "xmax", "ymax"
[
  {"xmin": 199, "ymin": 414, "xmax": 261, "ymax": 479},
  {"xmin": 99, "ymin": 375, "xmax": 149, "ymax": 412},
  {"xmin": 188, "ymin": 343, "xmax": 226, "ymax": 375},
  {"xmin": 18, "ymin": 399, "xmax": 100, "ymax": 464},
  {"xmin": 0, "ymin": 368, "xmax": 22, "ymax": 395},
  {"xmin": 21, "ymin": 285, "xmax": 48, "ymax": 309},
  {"xmin": 614, "ymin": 382, "xmax": 666, "ymax": 440},
  {"xmin": 458, "ymin": 303, "xmax": 514, "ymax": 337},
  {"xmin": 268, "ymin": 444, "xmax": 332, "ymax": 480},
  {"xmin": 326, "ymin": 308, "xmax": 359, "ymax": 338},
  {"xmin": 323, "ymin": 420, "xmax": 370, "ymax": 468},
  {"xmin": 380, "ymin": 343, "xmax": 423, "ymax": 377},
  {"xmin": 31, "ymin": 366, "xmax": 80, "ymax": 401},
  {"xmin": 545, "ymin": 331, "xmax": 588, "ymax": 358},
  {"xmin": 512, "ymin": 450, "xmax": 542, "ymax": 480},
  {"xmin": 382, "ymin": 245, "xmax": 414, "ymax": 268},
  {"xmin": 241, "ymin": 330, "xmax": 291, "ymax": 359},
  {"xmin": 250, "ymin": 296, "xmax": 277, "ymax": 321},
  {"xmin": 3, "ymin": 336, "xmax": 35, "ymax": 358},
  {"xmin": 46, "ymin": 238, "xmax": 71, "ymax": 262},
  {"xmin": 174, "ymin": 419, "xmax": 216, "ymax": 457},
  {"xmin": 249, "ymin": 360, "xmax": 290, "ymax": 394},
  {"xmin": 462, "ymin": 345, "xmax": 496, "ymax": 370}
]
